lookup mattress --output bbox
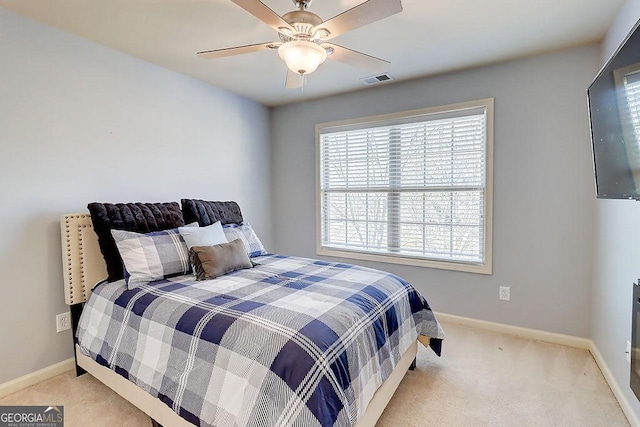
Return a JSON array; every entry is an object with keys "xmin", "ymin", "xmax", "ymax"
[{"xmin": 77, "ymin": 254, "xmax": 444, "ymax": 426}]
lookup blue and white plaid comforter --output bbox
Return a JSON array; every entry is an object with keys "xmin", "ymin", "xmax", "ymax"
[{"xmin": 77, "ymin": 254, "xmax": 444, "ymax": 427}]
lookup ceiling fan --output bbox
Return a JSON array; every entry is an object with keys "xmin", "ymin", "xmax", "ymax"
[{"xmin": 197, "ymin": 0, "xmax": 403, "ymax": 89}]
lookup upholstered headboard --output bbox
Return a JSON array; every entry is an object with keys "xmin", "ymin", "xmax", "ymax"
[{"xmin": 61, "ymin": 214, "xmax": 107, "ymax": 305}]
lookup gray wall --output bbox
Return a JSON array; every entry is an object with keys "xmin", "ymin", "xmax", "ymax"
[
  {"xmin": 591, "ymin": 0, "xmax": 640, "ymax": 420},
  {"xmin": 0, "ymin": 8, "xmax": 271, "ymax": 384},
  {"xmin": 271, "ymin": 45, "xmax": 600, "ymax": 338}
]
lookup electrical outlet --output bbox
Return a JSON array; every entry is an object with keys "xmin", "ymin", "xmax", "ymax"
[
  {"xmin": 56, "ymin": 312, "xmax": 71, "ymax": 333},
  {"xmin": 499, "ymin": 286, "xmax": 510, "ymax": 301},
  {"xmin": 627, "ymin": 341, "xmax": 632, "ymax": 364}
]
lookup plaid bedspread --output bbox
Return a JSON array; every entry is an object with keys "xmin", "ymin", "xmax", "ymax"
[{"xmin": 77, "ymin": 254, "xmax": 444, "ymax": 427}]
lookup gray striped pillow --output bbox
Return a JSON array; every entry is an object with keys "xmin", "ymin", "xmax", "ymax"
[
  {"xmin": 222, "ymin": 223, "xmax": 267, "ymax": 257},
  {"xmin": 111, "ymin": 227, "xmax": 192, "ymax": 288}
]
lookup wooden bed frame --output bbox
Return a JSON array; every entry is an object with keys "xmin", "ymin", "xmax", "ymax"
[{"xmin": 61, "ymin": 213, "xmax": 424, "ymax": 427}]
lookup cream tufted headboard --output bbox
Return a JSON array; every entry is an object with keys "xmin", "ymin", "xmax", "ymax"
[{"xmin": 61, "ymin": 214, "xmax": 107, "ymax": 305}]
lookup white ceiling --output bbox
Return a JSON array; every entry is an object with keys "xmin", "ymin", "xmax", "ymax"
[{"xmin": 0, "ymin": 0, "xmax": 626, "ymax": 106}]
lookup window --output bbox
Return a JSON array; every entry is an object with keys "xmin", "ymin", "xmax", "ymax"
[{"xmin": 316, "ymin": 99, "xmax": 493, "ymax": 274}]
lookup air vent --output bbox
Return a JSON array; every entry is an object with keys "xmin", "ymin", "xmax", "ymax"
[{"xmin": 360, "ymin": 73, "xmax": 394, "ymax": 85}]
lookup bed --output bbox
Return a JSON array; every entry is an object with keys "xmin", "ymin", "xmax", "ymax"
[{"xmin": 61, "ymin": 201, "xmax": 443, "ymax": 427}]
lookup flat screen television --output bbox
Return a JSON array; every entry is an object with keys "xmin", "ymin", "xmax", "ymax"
[{"xmin": 589, "ymin": 18, "xmax": 640, "ymax": 200}]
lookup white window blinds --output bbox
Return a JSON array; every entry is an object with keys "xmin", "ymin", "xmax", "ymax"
[{"xmin": 319, "ymin": 103, "xmax": 489, "ymax": 266}]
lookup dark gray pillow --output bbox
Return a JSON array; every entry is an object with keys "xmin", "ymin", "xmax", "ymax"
[
  {"xmin": 190, "ymin": 238, "xmax": 253, "ymax": 281},
  {"xmin": 87, "ymin": 202, "xmax": 184, "ymax": 282}
]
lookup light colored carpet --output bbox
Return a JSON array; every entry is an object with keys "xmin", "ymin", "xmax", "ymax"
[{"xmin": 0, "ymin": 321, "xmax": 630, "ymax": 426}]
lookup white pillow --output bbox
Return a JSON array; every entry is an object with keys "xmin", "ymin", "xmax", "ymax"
[{"xmin": 179, "ymin": 221, "xmax": 227, "ymax": 249}]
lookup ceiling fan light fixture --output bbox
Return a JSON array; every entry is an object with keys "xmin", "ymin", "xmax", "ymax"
[{"xmin": 278, "ymin": 40, "xmax": 327, "ymax": 75}]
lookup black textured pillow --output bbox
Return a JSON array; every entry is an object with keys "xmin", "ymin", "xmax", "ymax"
[
  {"xmin": 88, "ymin": 202, "xmax": 185, "ymax": 282},
  {"xmin": 181, "ymin": 199, "xmax": 243, "ymax": 226}
]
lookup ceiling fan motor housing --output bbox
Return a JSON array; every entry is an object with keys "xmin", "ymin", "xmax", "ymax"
[{"xmin": 281, "ymin": 10, "xmax": 324, "ymax": 40}]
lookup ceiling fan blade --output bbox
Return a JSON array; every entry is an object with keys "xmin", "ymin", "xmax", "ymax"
[
  {"xmin": 313, "ymin": 0, "xmax": 402, "ymax": 40},
  {"xmin": 197, "ymin": 42, "xmax": 277, "ymax": 59},
  {"xmin": 231, "ymin": 0, "xmax": 294, "ymax": 35},
  {"xmin": 324, "ymin": 43, "xmax": 390, "ymax": 73},
  {"xmin": 285, "ymin": 70, "xmax": 304, "ymax": 89}
]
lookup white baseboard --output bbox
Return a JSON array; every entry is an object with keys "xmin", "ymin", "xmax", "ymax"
[
  {"xmin": 590, "ymin": 342, "xmax": 640, "ymax": 427},
  {"xmin": 0, "ymin": 358, "xmax": 75, "ymax": 399},
  {"xmin": 435, "ymin": 311, "xmax": 639, "ymax": 427},
  {"xmin": 435, "ymin": 312, "xmax": 591, "ymax": 349}
]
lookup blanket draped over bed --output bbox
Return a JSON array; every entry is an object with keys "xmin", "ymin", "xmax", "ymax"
[{"xmin": 77, "ymin": 254, "xmax": 444, "ymax": 427}]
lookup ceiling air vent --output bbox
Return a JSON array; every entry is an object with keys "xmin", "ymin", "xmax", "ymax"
[{"xmin": 360, "ymin": 73, "xmax": 394, "ymax": 85}]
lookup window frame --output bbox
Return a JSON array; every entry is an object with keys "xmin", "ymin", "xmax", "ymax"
[{"xmin": 315, "ymin": 98, "xmax": 494, "ymax": 274}]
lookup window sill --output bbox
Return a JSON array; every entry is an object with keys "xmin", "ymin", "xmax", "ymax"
[{"xmin": 316, "ymin": 246, "xmax": 493, "ymax": 275}]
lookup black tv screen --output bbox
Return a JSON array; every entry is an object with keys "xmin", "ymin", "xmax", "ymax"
[{"xmin": 589, "ymin": 18, "xmax": 640, "ymax": 200}]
